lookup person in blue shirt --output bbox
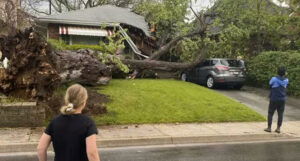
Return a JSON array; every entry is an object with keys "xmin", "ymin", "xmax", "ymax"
[{"xmin": 264, "ymin": 67, "xmax": 289, "ymax": 133}]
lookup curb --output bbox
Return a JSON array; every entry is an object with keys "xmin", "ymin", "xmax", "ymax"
[
  {"xmin": 98, "ymin": 133, "xmax": 293, "ymax": 148},
  {"xmin": 0, "ymin": 133, "xmax": 295, "ymax": 153}
]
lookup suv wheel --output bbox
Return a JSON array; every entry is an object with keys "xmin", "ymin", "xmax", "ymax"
[
  {"xmin": 206, "ymin": 76, "xmax": 215, "ymax": 89},
  {"xmin": 181, "ymin": 73, "xmax": 188, "ymax": 81}
]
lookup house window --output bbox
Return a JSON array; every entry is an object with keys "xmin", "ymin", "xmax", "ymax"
[
  {"xmin": 59, "ymin": 26, "xmax": 112, "ymax": 45},
  {"xmin": 71, "ymin": 35, "xmax": 101, "ymax": 45}
]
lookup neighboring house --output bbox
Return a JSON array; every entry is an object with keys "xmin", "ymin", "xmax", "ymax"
[{"xmin": 37, "ymin": 5, "xmax": 157, "ymax": 58}]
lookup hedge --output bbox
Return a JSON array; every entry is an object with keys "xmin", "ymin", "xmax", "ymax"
[
  {"xmin": 48, "ymin": 39, "xmax": 105, "ymax": 51},
  {"xmin": 247, "ymin": 51, "xmax": 300, "ymax": 96}
]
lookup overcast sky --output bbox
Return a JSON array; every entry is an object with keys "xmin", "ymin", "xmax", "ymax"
[
  {"xmin": 190, "ymin": 0, "xmax": 289, "ymax": 9},
  {"xmin": 187, "ymin": 0, "xmax": 289, "ymax": 21},
  {"xmin": 187, "ymin": 0, "xmax": 216, "ymax": 22},
  {"xmin": 34, "ymin": 0, "xmax": 289, "ymax": 18}
]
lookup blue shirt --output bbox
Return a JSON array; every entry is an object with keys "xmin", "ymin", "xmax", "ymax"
[{"xmin": 269, "ymin": 76, "xmax": 289, "ymax": 101}]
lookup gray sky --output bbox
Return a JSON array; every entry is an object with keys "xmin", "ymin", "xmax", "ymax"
[
  {"xmin": 272, "ymin": 0, "xmax": 289, "ymax": 7},
  {"xmin": 187, "ymin": 0, "xmax": 216, "ymax": 22},
  {"xmin": 30, "ymin": 0, "xmax": 215, "ymax": 17},
  {"xmin": 32, "ymin": 0, "xmax": 289, "ymax": 18},
  {"xmin": 190, "ymin": 0, "xmax": 215, "ymax": 11},
  {"xmin": 186, "ymin": 0, "xmax": 289, "ymax": 22}
]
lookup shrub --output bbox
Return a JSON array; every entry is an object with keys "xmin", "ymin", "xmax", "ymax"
[
  {"xmin": 48, "ymin": 39, "xmax": 104, "ymax": 51},
  {"xmin": 247, "ymin": 51, "xmax": 300, "ymax": 96},
  {"xmin": 48, "ymin": 39, "xmax": 67, "ymax": 50}
]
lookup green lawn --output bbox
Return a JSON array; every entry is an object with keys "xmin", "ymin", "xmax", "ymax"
[{"xmin": 93, "ymin": 79, "xmax": 265, "ymax": 125}]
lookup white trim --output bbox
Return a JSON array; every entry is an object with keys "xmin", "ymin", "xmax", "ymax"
[{"xmin": 59, "ymin": 26, "xmax": 109, "ymax": 37}]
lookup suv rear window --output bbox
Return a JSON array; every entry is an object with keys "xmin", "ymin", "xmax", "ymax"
[{"xmin": 220, "ymin": 60, "xmax": 243, "ymax": 67}]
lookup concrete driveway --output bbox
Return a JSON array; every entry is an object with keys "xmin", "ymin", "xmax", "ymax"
[{"xmin": 216, "ymin": 86, "xmax": 300, "ymax": 121}]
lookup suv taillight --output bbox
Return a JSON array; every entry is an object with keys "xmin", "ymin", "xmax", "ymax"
[{"xmin": 216, "ymin": 65, "xmax": 229, "ymax": 71}]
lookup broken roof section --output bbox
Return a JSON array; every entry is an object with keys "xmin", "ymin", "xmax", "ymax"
[{"xmin": 37, "ymin": 5, "xmax": 150, "ymax": 36}]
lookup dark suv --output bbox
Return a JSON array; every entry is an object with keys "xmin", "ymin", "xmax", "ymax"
[{"xmin": 181, "ymin": 58, "xmax": 246, "ymax": 89}]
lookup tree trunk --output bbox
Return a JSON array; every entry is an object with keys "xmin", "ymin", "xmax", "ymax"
[
  {"xmin": 148, "ymin": 31, "xmax": 204, "ymax": 60},
  {"xmin": 123, "ymin": 48, "xmax": 206, "ymax": 71},
  {"xmin": 52, "ymin": 49, "xmax": 112, "ymax": 86}
]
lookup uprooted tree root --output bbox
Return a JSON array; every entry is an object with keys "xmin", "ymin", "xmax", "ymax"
[
  {"xmin": 0, "ymin": 28, "xmax": 60, "ymax": 100},
  {"xmin": 0, "ymin": 28, "xmax": 111, "ymax": 117},
  {"xmin": 0, "ymin": 28, "xmax": 111, "ymax": 101}
]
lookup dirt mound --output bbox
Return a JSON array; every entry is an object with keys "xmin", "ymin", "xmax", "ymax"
[
  {"xmin": 46, "ymin": 87, "xmax": 108, "ymax": 118},
  {"xmin": 85, "ymin": 88, "xmax": 109, "ymax": 115}
]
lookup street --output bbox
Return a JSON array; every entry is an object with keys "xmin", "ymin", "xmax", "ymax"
[
  {"xmin": 1, "ymin": 140, "xmax": 300, "ymax": 161},
  {"xmin": 101, "ymin": 141, "xmax": 300, "ymax": 161},
  {"xmin": 216, "ymin": 86, "xmax": 300, "ymax": 121}
]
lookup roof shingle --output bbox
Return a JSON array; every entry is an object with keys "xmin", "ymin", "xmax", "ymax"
[{"xmin": 38, "ymin": 5, "xmax": 150, "ymax": 36}]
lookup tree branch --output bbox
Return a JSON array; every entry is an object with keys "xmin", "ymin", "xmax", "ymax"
[{"xmin": 148, "ymin": 30, "xmax": 204, "ymax": 60}]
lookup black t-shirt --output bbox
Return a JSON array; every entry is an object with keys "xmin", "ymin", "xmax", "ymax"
[{"xmin": 45, "ymin": 114, "xmax": 98, "ymax": 161}]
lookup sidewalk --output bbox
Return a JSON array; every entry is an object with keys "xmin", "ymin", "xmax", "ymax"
[{"xmin": 1, "ymin": 121, "xmax": 300, "ymax": 153}]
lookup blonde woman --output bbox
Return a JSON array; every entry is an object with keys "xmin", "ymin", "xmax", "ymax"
[{"xmin": 37, "ymin": 84, "xmax": 100, "ymax": 161}]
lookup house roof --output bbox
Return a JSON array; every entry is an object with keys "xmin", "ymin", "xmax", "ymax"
[{"xmin": 37, "ymin": 5, "xmax": 150, "ymax": 36}]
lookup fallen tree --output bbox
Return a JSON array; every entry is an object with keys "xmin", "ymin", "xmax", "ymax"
[
  {"xmin": 0, "ymin": 10, "xmax": 208, "ymax": 100},
  {"xmin": 0, "ymin": 31, "xmax": 206, "ymax": 100},
  {"xmin": 123, "ymin": 48, "xmax": 206, "ymax": 71},
  {"xmin": 126, "ymin": 8, "xmax": 209, "ymax": 78}
]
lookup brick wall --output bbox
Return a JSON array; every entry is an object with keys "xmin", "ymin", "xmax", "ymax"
[
  {"xmin": 0, "ymin": 102, "xmax": 45, "ymax": 127},
  {"xmin": 48, "ymin": 23, "xmax": 60, "ymax": 40}
]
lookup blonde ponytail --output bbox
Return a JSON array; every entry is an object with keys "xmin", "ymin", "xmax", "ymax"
[
  {"xmin": 60, "ymin": 103, "xmax": 76, "ymax": 115},
  {"xmin": 60, "ymin": 84, "xmax": 88, "ymax": 115}
]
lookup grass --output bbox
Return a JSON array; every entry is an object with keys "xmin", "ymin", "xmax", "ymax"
[
  {"xmin": 48, "ymin": 39, "xmax": 105, "ymax": 51},
  {"xmin": 94, "ymin": 79, "xmax": 265, "ymax": 125}
]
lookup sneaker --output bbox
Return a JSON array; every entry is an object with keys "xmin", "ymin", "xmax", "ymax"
[
  {"xmin": 264, "ymin": 128, "xmax": 271, "ymax": 132},
  {"xmin": 275, "ymin": 128, "xmax": 281, "ymax": 133}
]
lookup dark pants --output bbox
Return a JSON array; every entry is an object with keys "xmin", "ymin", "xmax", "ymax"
[{"xmin": 268, "ymin": 100, "xmax": 285, "ymax": 128}]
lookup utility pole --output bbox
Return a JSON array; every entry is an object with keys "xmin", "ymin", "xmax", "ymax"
[{"xmin": 49, "ymin": 0, "xmax": 52, "ymax": 14}]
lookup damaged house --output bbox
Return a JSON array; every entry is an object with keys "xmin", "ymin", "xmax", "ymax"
[{"xmin": 37, "ymin": 5, "xmax": 157, "ymax": 58}]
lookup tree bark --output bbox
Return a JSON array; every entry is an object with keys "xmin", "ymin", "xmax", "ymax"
[
  {"xmin": 123, "ymin": 48, "xmax": 206, "ymax": 71},
  {"xmin": 52, "ymin": 49, "xmax": 112, "ymax": 86}
]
